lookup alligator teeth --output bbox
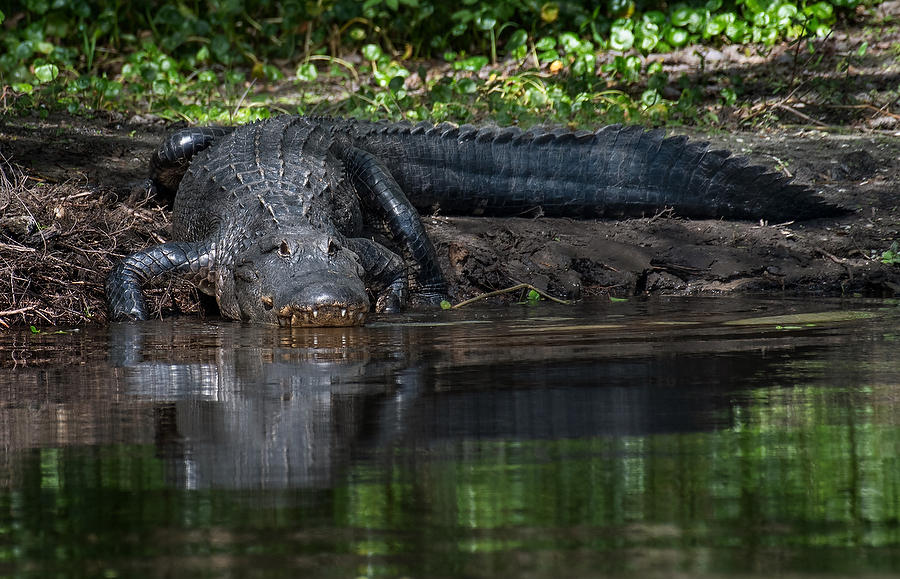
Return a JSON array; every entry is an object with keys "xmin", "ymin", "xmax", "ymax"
[
  {"xmin": 312, "ymin": 309, "xmax": 318, "ymax": 319},
  {"xmin": 340, "ymin": 308, "xmax": 347, "ymax": 317}
]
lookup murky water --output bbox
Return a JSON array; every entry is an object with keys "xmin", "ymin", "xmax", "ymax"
[{"xmin": 1, "ymin": 296, "xmax": 898, "ymax": 578}]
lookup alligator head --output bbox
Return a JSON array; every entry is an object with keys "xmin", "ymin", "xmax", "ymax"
[{"xmin": 219, "ymin": 231, "xmax": 370, "ymax": 327}]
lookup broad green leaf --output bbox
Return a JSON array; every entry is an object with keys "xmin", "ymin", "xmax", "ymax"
[
  {"xmin": 742, "ymin": 0, "xmax": 766, "ymax": 13},
  {"xmin": 475, "ymin": 16, "xmax": 496, "ymax": 30},
  {"xmin": 505, "ymin": 29, "xmax": 528, "ymax": 53},
  {"xmin": 534, "ymin": 37, "xmax": 556, "ymax": 51},
  {"xmin": 707, "ymin": 13, "xmax": 734, "ymax": 36},
  {"xmin": 671, "ymin": 5, "xmax": 694, "ymax": 27},
  {"xmin": 637, "ymin": 21, "xmax": 660, "ymax": 51},
  {"xmin": 721, "ymin": 87, "xmax": 737, "ymax": 105},
  {"xmin": 804, "ymin": 1, "xmax": 833, "ymax": 19},
  {"xmin": 753, "ymin": 11, "xmax": 770, "ymax": 27},
  {"xmin": 643, "ymin": 10, "xmax": 666, "ymax": 25},
  {"xmin": 454, "ymin": 77, "xmax": 477, "ymax": 94},
  {"xmin": 104, "ymin": 81, "xmax": 122, "ymax": 98},
  {"xmin": 538, "ymin": 49, "xmax": 560, "ymax": 62},
  {"xmin": 638, "ymin": 32, "xmax": 659, "ymax": 52},
  {"xmin": 34, "ymin": 63, "xmax": 59, "ymax": 83},
  {"xmin": 638, "ymin": 21, "xmax": 659, "ymax": 36},
  {"xmin": 559, "ymin": 32, "xmax": 582, "ymax": 52},
  {"xmin": 296, "ymin": 62, "xmax": 317, "ymax": 82},
  {"xmin": 453, "ymin": 55, "xmax": 488, "ymax": 71},
  {"xmin": 725, "ymin": 20, "xmax": 748, "ymax": 42},
  {"xmin": 667, "ymin": 27, "xmax": 689, "ymax": 47},
  {"xmin": 526, "ymin": 87, "xmax": 547, "ymax": 106},
  {"xmin": 777, "ymin": 3, "xmax": 798, "ymax": 20},
  {"xmin": 609, "ymin": 23, "xmax": 634, "ymax": 51},
  {"xmin": 388, "ymin": 75, "xmax": 405, "ymax": 92},
  {"xmin": 641, "ymin": 88, "xmax": 661, "ymax": 107},
  {"xmin": 361, "ymin": 43, "xmax": 383, "ymax": 61}
]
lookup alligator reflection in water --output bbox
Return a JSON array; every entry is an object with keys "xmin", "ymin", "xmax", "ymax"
[
  {"xmin": 108, "ymin": 314, "xmax": 806, "ymax": 491},
  {"xmin": 4, "ymin": 299, "xmax": 900, "ymax": 577},
  {"xmin": 111, "ymin": 322, "xmax": 399, "ymax": 489}
]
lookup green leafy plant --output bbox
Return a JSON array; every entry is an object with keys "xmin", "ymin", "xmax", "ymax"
[
  {"xmin": 0, "ymin": 0, "xmax": 867, "ymax": 124},
  {"xmin": 881, "ymin": 242, "xmax": 900, "ymax": 265}
]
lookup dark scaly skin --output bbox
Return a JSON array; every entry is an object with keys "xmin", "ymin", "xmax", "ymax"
[
  {"xmin": 327, "ymin": 119, "xmax": 844, "ymax": 222},
  {"xmin": 339, "ymin": 145, "xmax": 446, "ymax": 298},
  {"xmin": 109, "ymin": 116, "xmax": 414, "ymax": 326},
  {"xmin": 106, "ymin": 241, "xmax": 215, "ymax": 320},
  {"xmin": 107, "ymin": 115, "xmax": 844, "ymax": 327},
  {"xmin": 149, "ymin": 126, "xmax": 234, "ymax": 203}
]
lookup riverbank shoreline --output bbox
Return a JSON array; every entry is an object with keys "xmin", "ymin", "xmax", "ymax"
[{"xmin": 0, "ymin": 113, "xmax": 897, "ymax": 328}]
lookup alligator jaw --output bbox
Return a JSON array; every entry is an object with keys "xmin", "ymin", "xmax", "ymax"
[{"xmin": 276, "ymin": 303, "xmax": 367, "ymax": 327}]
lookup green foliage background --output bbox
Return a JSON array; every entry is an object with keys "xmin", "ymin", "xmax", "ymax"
[{"xmin": 0, "ymin": 0, "xmax": 866, "ymax": 124}]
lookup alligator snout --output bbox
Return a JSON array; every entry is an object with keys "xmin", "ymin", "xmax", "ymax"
[
  {"xmin": 273, "ymin": 302, "xmax": 368, "ymax": 327},
  {"xmin": 258, "ymin": 280, "xmax": 370, "ymax": 327}
]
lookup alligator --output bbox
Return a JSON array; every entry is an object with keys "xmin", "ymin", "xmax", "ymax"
[{"xmin": 106, "ymin": 115, "xmax": 843, "ymax": 327}]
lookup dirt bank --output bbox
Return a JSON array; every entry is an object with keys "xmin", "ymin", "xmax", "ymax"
[
  {"xmin": 430, "ymin": 127, "xmax": 900, "ymax": 301},
  {"xmin": 0, "ymin": 110, "xmax": 897, "ymax": 328}
]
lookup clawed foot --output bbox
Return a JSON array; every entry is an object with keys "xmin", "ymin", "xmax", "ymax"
[
  {"xmin": 126, "ymin": 178, "xmax": 156, "ymax": 204},
  {"xmin": 409, "ymin": 286, "xmax": 449, "ymax": 308},
  {"xmin": 374, "ymin": 281, "xmax": 449, "ymax": 313},
  {"xmin": 374, "ymin": 277, "xmax": 408, "ymax": 314}
]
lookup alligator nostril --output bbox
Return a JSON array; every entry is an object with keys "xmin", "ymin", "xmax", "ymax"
[
  {"xmin": 279, "ymin": 240, "xmax": 291, "ymax": 256},
  {"xmin": 261, "ymin": 295, "xmax": 274, "ymax": 310}
]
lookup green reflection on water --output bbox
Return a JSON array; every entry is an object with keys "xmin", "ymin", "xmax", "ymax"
[{"xmin": 3, "ymin": 382, "xmax": 898, "ymax": 577}]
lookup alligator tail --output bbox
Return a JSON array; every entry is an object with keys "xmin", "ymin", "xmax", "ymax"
[{"xmin": 342, "ymin": 121, "xmax": 844, "ymax": 222}]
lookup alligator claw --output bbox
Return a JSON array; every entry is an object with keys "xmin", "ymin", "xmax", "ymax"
[{"xmin": 375, "ymin": 277, "xmax": 408, "ymax": 314}]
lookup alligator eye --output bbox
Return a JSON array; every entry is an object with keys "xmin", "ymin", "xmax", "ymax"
[
  {"xmin": 278, "ymin": 240, "xmax": 291, "ymax": 257},
  {"xmin": 261, "ymin": 295, "xmax": 274, "ymax": 310}
]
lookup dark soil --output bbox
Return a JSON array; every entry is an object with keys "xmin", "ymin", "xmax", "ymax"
[
  {"xmin": 1, "ymin": 14, "xmax": 898, "ymax": 328},
  {"xmin": 430, "ymin": 127, "xmax": 900, "ymax": 302}
]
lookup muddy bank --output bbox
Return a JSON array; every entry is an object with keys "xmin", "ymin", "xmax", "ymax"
[
  {"xmin": 0, "ymin": 112, "xmax": 897, "ymax": 328},
  {"xmin": 430, "ymin": 128, "xmax": 900, "ymax": 301}
]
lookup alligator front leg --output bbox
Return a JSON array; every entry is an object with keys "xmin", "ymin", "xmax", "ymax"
[
  {"xmin": 106, "ymin": 241, "xmax": 216, "ymax": 321},
  {"xmin": 347, "ymin": 237, "xmax": 408, "ymax": 313},
  {"xmin": 340, "ymin": 146, "xmax": 447, "ymax": 302},
  {"xmin": 149, "ymin": 126, "xmax": 234, "ymax": 202}
]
